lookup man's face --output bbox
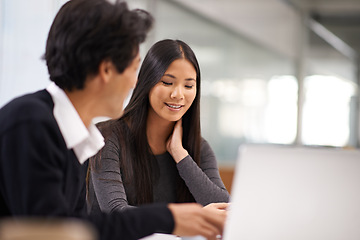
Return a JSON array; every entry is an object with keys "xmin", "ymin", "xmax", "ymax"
[{"xmin": 105, "ymin": 53, "xmax": 141, "ymax": 119}]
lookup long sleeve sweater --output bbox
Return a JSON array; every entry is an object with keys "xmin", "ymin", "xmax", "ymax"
[
  {"xmin": 87, "ymin": 131, "xmax": 229, "ymax": 215},
  {"xmin": 0, "ymin": 90, "xmax": 174, "ymax": 240}
]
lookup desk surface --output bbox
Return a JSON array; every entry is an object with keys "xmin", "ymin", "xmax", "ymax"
[{"xmin": 140, "ymin": 233, "xmax": 205, "ymax": 240}]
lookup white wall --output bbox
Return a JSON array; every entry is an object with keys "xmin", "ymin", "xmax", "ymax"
[{"xmin": 0, "ymin": 0, "xmax": 67, "ymax": 107}]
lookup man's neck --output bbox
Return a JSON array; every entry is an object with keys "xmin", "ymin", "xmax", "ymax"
[{"xmin": 65, "ymin": 89, "xmax": 96, "ymax": 128}]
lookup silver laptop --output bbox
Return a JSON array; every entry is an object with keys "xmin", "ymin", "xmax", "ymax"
[{"xmin": 223, "ymin": 144, "xmax": 360, "ymax": 240}]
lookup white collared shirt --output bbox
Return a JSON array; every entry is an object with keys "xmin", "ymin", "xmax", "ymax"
[{"xmin": 46, "ymin": 82, "xmax": 104, "ymax": 164}]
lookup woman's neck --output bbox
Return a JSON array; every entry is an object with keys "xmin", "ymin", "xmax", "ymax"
[{"xmin": 146, "ymin": 110, "xmax": 175, "ymax": 155}]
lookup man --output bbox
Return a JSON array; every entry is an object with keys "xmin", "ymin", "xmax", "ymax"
[{"xmin": 0, "ymin": 0, "xmax": 225, "ymax": 239}]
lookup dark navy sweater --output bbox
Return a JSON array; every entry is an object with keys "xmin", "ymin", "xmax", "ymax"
[{"xmin": 0, "ymin": 90, "xmax": 174, "ymax": 240}]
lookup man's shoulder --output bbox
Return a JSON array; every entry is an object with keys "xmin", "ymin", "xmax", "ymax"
[{"xmin": 0, "ymin": 90, "xmax": 55, "ymax": 133}]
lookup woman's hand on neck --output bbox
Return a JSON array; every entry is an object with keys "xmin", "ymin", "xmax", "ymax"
[{"xmin": 166, "ymin": 119, "xmax": 189, "ymax": 163}]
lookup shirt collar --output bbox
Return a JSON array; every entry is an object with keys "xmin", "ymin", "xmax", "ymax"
[{"xmin": 46, "ymin": 82, "xmax": 104, "ymax": 164}]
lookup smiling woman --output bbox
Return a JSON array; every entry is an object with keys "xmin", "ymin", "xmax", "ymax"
[
  {"xmin": 87, "ymin": 39, "xmax": 230, "ymax": 215},
  {"xmin": 148, "ymin": 58, "xmax": 197, "ymax": 125}
]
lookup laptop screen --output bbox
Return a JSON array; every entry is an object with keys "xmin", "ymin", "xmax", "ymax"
[{"xmin": 223, "ymin": 144, "xmax": 360, "ymax": 240}]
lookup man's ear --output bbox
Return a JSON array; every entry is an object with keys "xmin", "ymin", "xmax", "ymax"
[{"xmin": 98, "ymin": 60, "xmax": 115, "ymax": 83}]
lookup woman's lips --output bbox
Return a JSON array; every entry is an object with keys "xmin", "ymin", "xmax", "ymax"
[{"xmin": 165, "ymin": 103, "xmax": 183, "ymax": 111}]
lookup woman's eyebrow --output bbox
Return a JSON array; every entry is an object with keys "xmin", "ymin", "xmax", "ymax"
[
  {"xmin": 163, "ymin": 74, "xmax": 176, "ymax": 78},
  {"xmin": 163, "ymin": 74, "xmax": 196, "ymax": 81}
]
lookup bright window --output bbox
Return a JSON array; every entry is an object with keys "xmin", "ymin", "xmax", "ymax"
[{"xmin": 302, "ymin": 75, "xmax": 356, "ymax": 147}]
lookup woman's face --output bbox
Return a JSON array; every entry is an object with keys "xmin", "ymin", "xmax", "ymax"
[{"xmin": 148, "ymin": 58, "xmax": 197, "ymax": 122}]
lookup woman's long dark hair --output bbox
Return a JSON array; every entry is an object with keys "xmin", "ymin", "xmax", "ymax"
[{"xmin": 94, "ymin": 39, "xmax": 202, "ymax": 205}]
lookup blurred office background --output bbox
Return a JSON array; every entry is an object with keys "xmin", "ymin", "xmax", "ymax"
[{"xmin": 1, "ymin": 0, "xmax": 359, "ymax": 187}]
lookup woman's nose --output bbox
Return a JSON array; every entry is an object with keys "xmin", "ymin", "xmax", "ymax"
[{"xmin": 170, "ymin": 86, "xmax": 184, "ymax": 100}]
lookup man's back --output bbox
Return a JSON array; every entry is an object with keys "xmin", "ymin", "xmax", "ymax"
[
  {"xmin": 0, "ymin": 90, "xmax": 87, "ymax": 217},
  {"xmin": 0, "ymin": 90, "xmax": 175, "ymax": 240}
]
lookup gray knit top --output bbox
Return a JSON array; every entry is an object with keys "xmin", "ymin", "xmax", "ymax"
[{"xmin": 87, "ymin": 133, "xmax": 229, "ymax": 215}]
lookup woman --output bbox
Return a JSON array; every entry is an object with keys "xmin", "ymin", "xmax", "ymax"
[{"xmin": 87, "ymin": 39, "xmax": 229, "ymax": 215}]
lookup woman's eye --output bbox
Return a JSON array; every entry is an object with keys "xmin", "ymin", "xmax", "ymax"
[
  {"xmin": 161, "ymin": 81, "xmax": 172, "ymax": 86},
  {"xmin": 185, "ymin": 85, "xmax": 194, "ymax": 89}
]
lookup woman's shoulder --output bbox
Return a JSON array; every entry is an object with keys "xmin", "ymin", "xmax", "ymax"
[
  {"xmin": 200, "ymin": 137, "xmax": 216, "ymax": 158},
  {"xmin": 200, "ymin": 137, "xmax": 211, "ymax": 149},
  {"xmin": 97, "ymin": 119, "xmax": 129, "ymax": 141}
]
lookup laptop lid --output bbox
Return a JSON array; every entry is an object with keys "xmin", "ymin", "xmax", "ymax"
[{"xmin": 223, "ymin": 144, "xmax": 360, "ymax": 240}]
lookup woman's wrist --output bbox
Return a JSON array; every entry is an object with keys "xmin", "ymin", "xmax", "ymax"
[{"xmin": 172, "ymin": 148, "xmax": 189, "ymax": 163}]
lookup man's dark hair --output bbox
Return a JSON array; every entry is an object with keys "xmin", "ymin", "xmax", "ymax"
[{"xmin": 44, "ymin": 0, "xmax": 153, "ymax": 91}]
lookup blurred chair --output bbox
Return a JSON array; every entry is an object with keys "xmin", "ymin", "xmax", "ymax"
[
  {"xmin": 218, "ymin": 166, "xmax": 235, "ymax": 194},
  {"xmin": 0, "ymin": 217, "xmax": 97, "ymax": 240}
]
